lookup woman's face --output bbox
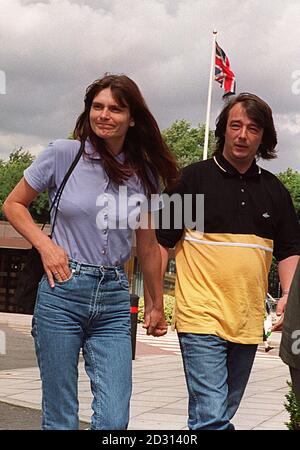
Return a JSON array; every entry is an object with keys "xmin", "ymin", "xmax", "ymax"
[{"xmin": 89, "ymin": 87, "xmax": 134, "ymax": 155}]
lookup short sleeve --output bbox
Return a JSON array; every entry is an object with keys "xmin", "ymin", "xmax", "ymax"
[
  {"xmin": 273, "ymin": 185, "xmax": 300, "ymax": 261},
  {"xmin": 24, "ymin": 141, "xmax": 56, "ymax": 192},
  {"xmin": 155, "ymin": 166, "xmax": 191, "ymax": 248},
  {"xmin": 142, "ymin": 165, "xmax": 162, "ymax": 213}
]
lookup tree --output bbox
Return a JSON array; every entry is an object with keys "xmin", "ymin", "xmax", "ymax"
[
  {"xmin": 267, "ymin": 168, "xmax": 300, "ymax": 296},
  {"xmin": 162, "ymin": 120, "xmax": 216, "ymax": 167},
  {"xmin": 0, "ymin": 148, "xmax": 49, "ymax": 223},
  {"xmin": 267, "ymin": 169, "xmax": 300, "ymax": 297},
  {"xmin": 7, "ymin": 147, "xmax": 34, "ymax": 165},
  {"xmin": 276, "ymin": 168, "xmax": 300, "ymax": 221}
]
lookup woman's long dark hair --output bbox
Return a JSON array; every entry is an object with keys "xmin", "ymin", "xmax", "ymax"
[
  {"xmin": 74, "ymin": 74, "xmax": 180, "ymax": 194},
  {"xmin": 214, "ymin": 92, "xmax": 278, "ymax": 160}
]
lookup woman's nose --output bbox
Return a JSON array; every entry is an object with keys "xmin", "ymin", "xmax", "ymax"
[{"xmin": 100, "ymin": 107, "xmax": 110, "ymax": 119}]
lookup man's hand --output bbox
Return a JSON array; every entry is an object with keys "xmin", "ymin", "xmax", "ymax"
[
  {"xmin": 143, "ymin": 305, "xmax": 168, "ymax": 337},
  {"xmin": 271, "ymin": 294, "xmax": 288, "ymax": 332}
]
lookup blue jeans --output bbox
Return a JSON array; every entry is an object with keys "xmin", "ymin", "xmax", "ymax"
[
  {"xmin": 32, "ymin": 259, "xmax": 132, "ymax": 430},
  {"xmin": 178, "ymin": 333, "xmax": 257, "ymax": 430}
]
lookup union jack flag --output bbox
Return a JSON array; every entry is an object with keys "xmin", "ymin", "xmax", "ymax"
[{"xmin": 215, "ymin": 42, "xmax": 236, "ymax": 98}]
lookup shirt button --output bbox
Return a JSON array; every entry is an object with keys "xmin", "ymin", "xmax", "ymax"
[
  {"xmin": 101, "ymin": 249, "xmax": 106, "ymax": 255},
  {"xmin": 103, "ymin": 229, "xmax": 107, "ymax": 234},
  {"xmin": 241, "ymin": 188, "xmax": 245, "ymax": 193},
  {"xmin": 241, "ymin": 201, "xmax": 246, "ymax": 206}
]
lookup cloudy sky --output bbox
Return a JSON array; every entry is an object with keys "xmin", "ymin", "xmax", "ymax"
[{"xmin": 0, "ymin": 0, "xmax": 300, "ymax": 173}]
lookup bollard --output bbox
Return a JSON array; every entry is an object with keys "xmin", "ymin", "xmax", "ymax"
[{"xmin": 130, "ymin": 294, "xmax": 139, "ymax": 360}]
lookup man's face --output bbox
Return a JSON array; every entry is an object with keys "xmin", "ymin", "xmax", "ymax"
[{"xmin": 223, "ymin": 103, "xmax": 264, "ymax": 173}]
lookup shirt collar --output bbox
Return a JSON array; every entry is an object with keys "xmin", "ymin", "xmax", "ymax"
[
  {"xmin": 84, "ymin": 139, "xmax": 125, "ymax": 162},
  {"xmin": 213, "ymin": 152, "xmax": 261, "ymax": 178}
]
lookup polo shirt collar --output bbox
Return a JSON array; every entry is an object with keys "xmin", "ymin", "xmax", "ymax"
[{"xmin": 214, "ymin": 152, "xmax": 261, "ymax": 178}]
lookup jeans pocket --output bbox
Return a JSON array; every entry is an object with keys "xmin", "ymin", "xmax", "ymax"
[
  {"xmin": 118, "ymin": 273, "xmax": 129, "ymax": 290},
  {"xmin": 55, "ymin": 273, "xmax": 74, "ymax": 285}
]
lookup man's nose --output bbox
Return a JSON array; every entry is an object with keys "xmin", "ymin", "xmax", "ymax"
[{"xmin": 238, "ymin": 126, "xmax": 247, "ymax": 139}]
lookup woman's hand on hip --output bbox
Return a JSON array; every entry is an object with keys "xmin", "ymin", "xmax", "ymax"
[{"xmin": 39, "ymin": 238, "xmax": 71, "ymax": 288}]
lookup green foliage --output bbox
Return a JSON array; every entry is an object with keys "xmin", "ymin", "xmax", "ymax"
[
  {"xmin": 7, "ymin": 148, "xmax": 34, "ymax": 165},
  {"xmin": 284, "ymin": 381, "xmax": 300, "ymax": 430},
  {"xmin": 268, "ymin": 169, "xmax": 300, "ymax": 294},
  {"xmin": 268, "ymin": 257, "xmax": 280, "ymax": 298},
  {"xmin": 138, "ymin": 295, "xmax": 175, "ymax": 325},
  {"xmin": 0, "ymin": 148, "xmax": 49, "ymax": 223},
  {"xmin": 277, "ymin": 168, "xmax": 300, "ymax": 221},
  {"xmin": 68, "ymin": 131, "xmax": 75, "ymax": 139},
  {"xmin": 162, "ymin": 120, "xmax": 216, "ymax": 168}
]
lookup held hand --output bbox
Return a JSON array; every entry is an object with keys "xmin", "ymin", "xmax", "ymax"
[
  {"xmin": 39, "ymin": 239, "xmax": 71, "ymax": 288},
  {"xmin": 142, "ymin": 300, "xmax": 154, "ymax": 331},
  {"xmin": 272, "ymin": 314, "xmax": 284, "ymax": 332},
  {"xmin": 143, "ymin": 306, "xmax": 168, "ymax": 337},
  {"xmin": 271, "ymin": 294, "xmax": 288, "ymax": 332}
]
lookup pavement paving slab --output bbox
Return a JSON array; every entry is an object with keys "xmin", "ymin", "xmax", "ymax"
[{"xmin": 0, "ymin": 313, "xmax": 292, "ymax": 430}]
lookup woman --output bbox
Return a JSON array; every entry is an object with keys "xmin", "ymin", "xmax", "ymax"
[{"xmin": 3, "ymin": 74, "xmax": 179, "ymax": 430}]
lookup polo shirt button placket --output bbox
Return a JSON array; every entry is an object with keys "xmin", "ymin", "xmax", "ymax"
[{"xmin": 239, "ymin": 176, "xmax": 247, "ymax": 211}]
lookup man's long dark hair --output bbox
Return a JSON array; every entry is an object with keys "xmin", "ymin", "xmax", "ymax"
[
  {"xmin": 214, "ymin": 92, "xmax": 278, "ymax": 160},
  {"xmin": 74, "ymin": 74, "xmax": 180, "ymax": 194}
]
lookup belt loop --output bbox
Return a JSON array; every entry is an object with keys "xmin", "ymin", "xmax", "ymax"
[
  {"xmin": 75, "ymin": 262, "xmax": 81, "ymax": 275},
  {"xmin": 115, "ymin": 267, "xmax": 120, "ymax": 280}
]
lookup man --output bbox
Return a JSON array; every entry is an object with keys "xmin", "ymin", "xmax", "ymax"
[
  {"xmin": 146, "ymin": 93, "xmax": 300, "ymax": 430},
  {"xmin": 277, "ymin": 259, "xmax": 300, "ymax": 409}
]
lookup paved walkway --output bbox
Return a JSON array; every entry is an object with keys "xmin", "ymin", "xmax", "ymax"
[{"xmin": 0, "ymin": 313, "xmax": 291, "ymax": 430}]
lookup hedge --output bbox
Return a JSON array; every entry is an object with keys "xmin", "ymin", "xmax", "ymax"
[{"xmin": 137, "ymin": 295, "xmax": 175, "ymax": 325}]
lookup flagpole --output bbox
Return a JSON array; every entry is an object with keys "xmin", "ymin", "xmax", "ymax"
[{"xmin": 203, "ymin": 30, "xmax": 217, "ymax": 160}]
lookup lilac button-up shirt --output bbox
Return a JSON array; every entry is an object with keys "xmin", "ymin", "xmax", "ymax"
[{"xmin": 24, "ymin": 139, "xmax": 160, "ymax": 265}]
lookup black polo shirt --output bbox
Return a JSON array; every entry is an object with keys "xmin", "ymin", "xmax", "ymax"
[
  {"xmin": 156, "ymin": 153, "xmax": 300, "ymax": 343},
  {"xmin": 156, "ymin": 153, "xmax": 300, "ymax": 261}
]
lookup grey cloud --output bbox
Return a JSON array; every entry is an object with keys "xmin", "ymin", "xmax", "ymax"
[{"xmin": 0, "ymin": 0, "xmax": 299, "ymax": 172}]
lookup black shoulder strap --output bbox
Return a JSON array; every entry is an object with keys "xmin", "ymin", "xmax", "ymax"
[{"xmin": 41, "ymin": 140, "xmax": 85, "ymax": 236}]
